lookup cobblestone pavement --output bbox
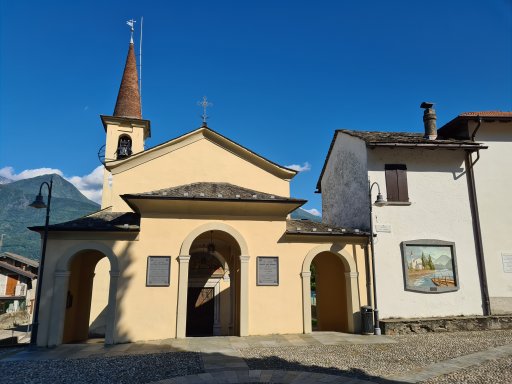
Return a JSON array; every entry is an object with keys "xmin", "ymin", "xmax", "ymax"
[{"xmin": 0, "ymin": 330, "xmax": 511, "ymax": 383}]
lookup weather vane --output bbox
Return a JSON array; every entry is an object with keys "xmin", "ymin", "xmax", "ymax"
[
  {"xmin": 127, "ymin": 19, "xmax": 136, "ymax": 43},
  {"xmin": 198, "ymin": 96, "xmax": 213, "ymax": 125}
]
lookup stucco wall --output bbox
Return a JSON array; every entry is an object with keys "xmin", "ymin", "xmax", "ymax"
[
  {"xmin": 108, "ymin": 136, "xmax": 291, "ymax": 211},
  {"xmin": 322, "ymin": 132, "xmax": 369, "ymax": 230},
  {"xmin": 472, "ymin": 121, "xmax": 512, "ymax": 313},
  {"xmin": 37, "ymin": 218, "xmax": 367, "ymax": 346},
  {"xmin": 367, "ymin": 148, "xmax": 484, "ymax": 319}
]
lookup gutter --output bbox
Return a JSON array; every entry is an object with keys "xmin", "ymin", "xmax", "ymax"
[{"xmin": 465, "ymin": 117, "xmax": 491, "ymax": 316}]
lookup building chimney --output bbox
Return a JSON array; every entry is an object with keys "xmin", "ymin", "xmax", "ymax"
[{"xmin": 420, "ymin": 102, "xmax": 437, "ymax": 140}]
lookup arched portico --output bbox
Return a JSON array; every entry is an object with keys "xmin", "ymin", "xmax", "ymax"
[
  {"xmin": 47, "ymin": 242, "xmax": 119, "ymax": 347},
  {"xmin": 177, "ymin": 222, "xmax": 249, "ymax": 338},
  {"xmin": 301, "ymin": 244, "xmax": 360, "ymax": 334}
]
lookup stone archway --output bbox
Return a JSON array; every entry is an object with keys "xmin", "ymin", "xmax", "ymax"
[
  {"xmin": 301, "ymin": 244, "xmax": 360, "ymax": 334},
  {"xmin": 177, "ymin": 223, "xmax": 249, "ymax": 338},
  {"xmin": 47, "ymin": 242, "xmax": 119, "ymax": 347}
]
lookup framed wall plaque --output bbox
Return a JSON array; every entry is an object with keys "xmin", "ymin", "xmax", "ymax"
[
  {"xmin": 257, "ymin": 256, "xmax": 279, "ymax": 286},
  {"xmin": 146, "ymin": 256, "xmax": 171, "ymax": 287},
  {"xmin": 401, "ymin": 240, "xmax": 459, "ymax": 293}
]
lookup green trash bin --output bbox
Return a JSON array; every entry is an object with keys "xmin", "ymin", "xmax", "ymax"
[{"xmin": 361, "ymin": 306, "xmax": 374, "ymax": 335}]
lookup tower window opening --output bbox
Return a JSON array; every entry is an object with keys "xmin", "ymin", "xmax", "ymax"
[{"xmin": 117, "ymin": 135, "xmax": 132, "ymax": 159}]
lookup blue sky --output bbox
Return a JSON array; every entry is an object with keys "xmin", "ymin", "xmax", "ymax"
[{"xmin": 1, "ymin": 1, "xmax": 511, "ymax": 213}]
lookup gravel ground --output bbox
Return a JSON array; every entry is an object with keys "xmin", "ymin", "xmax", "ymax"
[
  {"xmin": 423, "ymin": 355, "xmax": 512, "ymax": 384},
  {"xmin": 240, "ymin": 330, "xmax": 512, "ymax": 381},
  {"xmin": 0, "ymin": 352, "xmax": 202, "ymax": 384}
]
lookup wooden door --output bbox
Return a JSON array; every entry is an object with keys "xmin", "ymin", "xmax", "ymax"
[
  {"xmin": 6, "ymin": 275, "xmax": 18, "ymax": 296},
  {"xmin": 186, "ymin": 287, "xmax": 214, "ymax": 336}
]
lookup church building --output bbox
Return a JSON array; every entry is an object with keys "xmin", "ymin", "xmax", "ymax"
[{"xmin": 32, "ymin": 34, "xmax": 371, "ymax": 346}]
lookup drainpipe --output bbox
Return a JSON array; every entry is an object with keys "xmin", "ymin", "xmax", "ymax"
[{"xmin": 465, "ymin": 118, "xmax": 491, "ymax": 316}]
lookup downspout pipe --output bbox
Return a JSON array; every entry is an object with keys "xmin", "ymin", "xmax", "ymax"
[{"xmin": 466, "ymin": 118, "xmax": 491, "ymax": 316}]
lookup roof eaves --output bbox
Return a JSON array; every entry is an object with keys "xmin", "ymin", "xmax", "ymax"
[{"xmin": 122, "ymin": 194, "xmax": 307, "ymax": 204}]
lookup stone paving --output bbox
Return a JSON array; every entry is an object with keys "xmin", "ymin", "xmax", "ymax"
[{"xmin": 0, "ymin": 332, "xmax": 511, "ymax": 383}]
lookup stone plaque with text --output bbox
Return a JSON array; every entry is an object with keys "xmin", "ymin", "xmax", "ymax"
[
  {"xmin": 502, "ymin": 253, "xmax": 512, "ymax": 273},
  {"xmin": 146, "ymin": 256, "xmax": 171, "ymax": 286},
  {"xmin": 257, "ymin": 256, "xmax": 279, "ymax": 286}
]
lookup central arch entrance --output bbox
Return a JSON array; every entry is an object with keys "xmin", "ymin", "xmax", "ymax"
[
  {"xmin": 178, "ymin": 223, "xmax": 249, "ymax": 338},
  {"xmin": 186, "ymin": 230, "xmax": 239, "ymax": 336}
]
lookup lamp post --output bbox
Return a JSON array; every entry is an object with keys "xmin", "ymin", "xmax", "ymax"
[
  {"xmin": 369, "ymin": 180, "xmax": 386, "ymax": 335},
  {"xmin": 28, "ymin": 177, "xmax": 53, "ymax": 346}
]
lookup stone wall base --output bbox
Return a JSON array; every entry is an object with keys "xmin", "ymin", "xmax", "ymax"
[{"xmin": 380, "ymin": 315, "xmax": 512, "ymax": 335}]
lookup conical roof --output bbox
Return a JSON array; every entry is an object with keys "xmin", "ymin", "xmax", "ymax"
[{"xmin": 113, "ymin": 42, "xmax": 142, "ymax": 119}]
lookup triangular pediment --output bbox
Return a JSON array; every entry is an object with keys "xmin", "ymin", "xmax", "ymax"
[{"xmin": 105, "ymin": 126, "xmax": 297, "ymax": 180}]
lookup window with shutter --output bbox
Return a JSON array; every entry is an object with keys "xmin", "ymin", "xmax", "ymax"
[{"xmin": 385, "ymin": 164, "xmax": 409, "ymax": 202}]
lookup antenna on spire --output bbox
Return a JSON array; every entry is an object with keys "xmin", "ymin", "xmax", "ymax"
[
  {"xmin": 139, "ymin": 16, "xmax": 143, "ymax": 115},
  {"xmin": 198, "ymin": 96, "xmax": 213, "ymax": 126},
  {"xmin": 127, "ymin": 19, "xmax": 136, "ymax": 44}
]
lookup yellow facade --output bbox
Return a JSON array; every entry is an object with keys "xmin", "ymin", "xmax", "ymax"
[{"xmin": 35, "ymin": 107, "xmax": 370, "ymax": 347}]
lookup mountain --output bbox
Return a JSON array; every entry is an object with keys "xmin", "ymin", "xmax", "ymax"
[
  {"xmin": 433, "ymin": 254, "xmax": 452, "ymax": 270},
  {"xmin": 291, "ymin": 208, "xmax": 322, "ymax": 222},
  {"xmin": 0, "ymin": 174, "xmax": 100, "ymax": 259},
  {"xmin": 0, "ymin": 176, "xmax": 12, "ymax": 185}
]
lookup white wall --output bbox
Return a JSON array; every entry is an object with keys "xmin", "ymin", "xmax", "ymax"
[
  {"xmin": 472, "ymin": 120, "xmax": 512, "ymax": 314},
  {"xmin": 322, "ymin": 132, "xmax": 369, "ymax": 230},
  {"xmin": 367, "ymin": 148, "xmax": 484, "ymax": 318}
]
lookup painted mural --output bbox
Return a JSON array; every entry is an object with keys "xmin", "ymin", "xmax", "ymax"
[{"xmin": 403, "ymin": 244, "xmax": 458, "ymax": 293}]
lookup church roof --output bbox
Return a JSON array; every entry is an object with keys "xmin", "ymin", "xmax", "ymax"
[
  {"xmin": 285, "ymin": 219, "xmax": 368, "ymax": 237},
  {"xmin": 122, "ymin": 182, "xmax": 305, "ymax": 204},
  {"xmin": 28, "ymin": 208, "xmax": 140, "ymax": 232},
  {"xmin": 113, "ymin": 42, "xmax": 142, "ymax": 119}
]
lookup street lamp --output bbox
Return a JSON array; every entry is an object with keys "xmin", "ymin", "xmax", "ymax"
[
  {"xmin": 28, "ymin": 177, "xmax": 53, "ymax": 345},
  {"xmin": 369, "ymin": 180, "xmax": 386, "ymax": 335}
]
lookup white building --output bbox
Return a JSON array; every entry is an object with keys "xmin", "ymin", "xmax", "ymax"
[
  {"xmin": 438, "ymin": 111, "xmax": 512, "ymax": 314},
  {"xmin": 317, "ymin": 104, "xmax": 491, "ymax": 320}
]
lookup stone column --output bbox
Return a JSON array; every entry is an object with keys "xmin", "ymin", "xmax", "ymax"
[
  {"xmin": 176, "ymin": 255, "xmax": 191, "ymax": 338},
  {"xmin": 345, "ymin": 272, "xmax": 360, "ymax": 333},
  {"xmin": 105, "ymin": 271, "xmax": 119, "ymax": 345},
  {"xmin": 48, "ymin": 271, "xmax": 70, "ymax": 347},
  {"xmin": 239, "ymin": 255, "xmax": 250, "ymax": 336},
  {"xmin": 301, "ymin": 271, "xmax": 312, "ymax": 334}
]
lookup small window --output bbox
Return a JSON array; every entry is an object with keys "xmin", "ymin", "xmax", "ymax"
[
  {"xmin": 385, "ymin": 164, "xmax": 409, "ymax": 202},
  {"xmin": 117, "ymin": 135, "xmax": 132, "ymax": 159}
]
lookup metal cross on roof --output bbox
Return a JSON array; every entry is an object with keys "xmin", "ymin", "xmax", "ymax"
[
  {"xmin": 126, "ymin": 19, "xmax": 136, "ymax": 43},
  {"xmin": 198, "ymin": 96, "xmax": 213, "ymax": 125}
]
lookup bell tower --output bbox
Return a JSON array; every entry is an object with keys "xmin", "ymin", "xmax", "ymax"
[{"xmin": 101, "ymin": 22, "xmax": 151, "ymax": 208}]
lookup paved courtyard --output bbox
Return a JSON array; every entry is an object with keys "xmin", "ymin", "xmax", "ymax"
[{"xmin": 0, "ymin": 330, "xmax": 511, "ymax": 383}]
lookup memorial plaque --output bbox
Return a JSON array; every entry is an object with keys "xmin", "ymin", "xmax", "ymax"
[
  {"xmin": 257, "ymin": 256, "xmax": 279, "ymax": 286},
  {"xmin": 502, "ymin": 253, "xmax": 512, "ymax": 273},
  {"xmin": 146, "ymin": 256, "xmax": 171, "ymax": 286}
]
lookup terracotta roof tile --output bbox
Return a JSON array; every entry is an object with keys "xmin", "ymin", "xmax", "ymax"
[
  {"xmin": 113, "ymin": 43, "xmax": 142, "ymax": 119},
  {"xmin": 459, "ymin": 111, "xmax": 512, "ymax": 117}
]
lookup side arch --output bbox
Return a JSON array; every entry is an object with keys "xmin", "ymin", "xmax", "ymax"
[
  {"xmin": 48, "ymin": 242, "xmax": 119, "ymax": 346},
  {"xmin": 301, "ymin": 243, "xmax": 360, "ymax": 334},
  {"xmin": 302, "ymin": 244, "xmax": 356, "ymax": 274},
  {"xmin": 56, "ymin": 242, "xmax": 119, "ymax": 273}
]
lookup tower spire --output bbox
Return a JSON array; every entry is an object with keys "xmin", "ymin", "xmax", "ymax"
[{"xmin": 113, "ymin": 20, "xmax": 142, "ymax": 119}]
